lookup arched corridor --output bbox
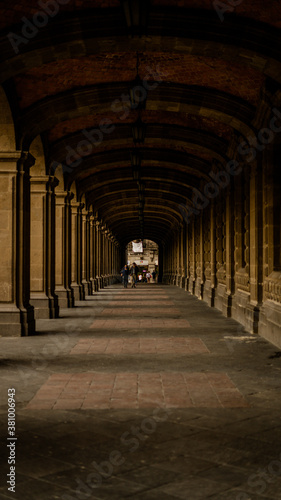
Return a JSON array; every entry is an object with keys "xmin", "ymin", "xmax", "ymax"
[{"xmin": 1, "ymin": 1, "xmax": 281, "ymax": 498}]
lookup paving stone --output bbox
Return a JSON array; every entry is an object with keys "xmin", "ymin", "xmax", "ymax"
[
  {"xmin": 70, "ymin": 337, "xmax": 209, "ymax": 355},
  {"xmin": 1, "ymin": 284, "xmax": 281, "ymax": 499}
]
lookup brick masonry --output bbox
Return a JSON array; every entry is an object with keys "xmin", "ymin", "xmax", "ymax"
[{"xmin": 15, "ymin": 53, "xmax": 264, "ymax": 109}]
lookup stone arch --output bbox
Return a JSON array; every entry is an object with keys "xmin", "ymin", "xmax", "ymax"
[
  {"xmin": 69, "ymin": 180, "xmax": 78, "ymax": 203},
  {"xmin": 80, "ymin": 193, "xmax": 86, "ymax": 208},
  {"xmin": 53, "ymin": 163, "xmax": 65, "ymax": 192},
  {"xmin": 30, "ymin": 136, "xmax": 47, "ymax": 176},
  {"xmin": 0, "ymin": 86, "xmax": 16, "ymax": 152}
]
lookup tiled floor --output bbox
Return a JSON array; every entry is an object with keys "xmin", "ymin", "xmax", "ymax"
[
  {"xmin": 99, "ymin": 307, "xmax": 181, "ymax": 316},
  {"xmin": 108, "ymin": 300, "xmax": 175, "ymax": 306},
  {"xmin": 70, "ymin": 337, "xmax": 209, "ymax": 355},
  {"xmin": 1, "ymin": 283, "xmax": 281, "ymax": 500},
  {"xmin": 90, "ymin": 318, "xmax": 191, "ymax": 329},
  {"xmin": 26, "ymin": 371, "xmax": 248, "ymax": 410}
]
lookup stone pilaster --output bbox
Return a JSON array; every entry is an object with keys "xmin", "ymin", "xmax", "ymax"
[
  {"xmin": 185, "ymin": 222, "xmax": 190, "ymax": 291},
  {"xmin": 30, "ymin": 175, "xmax": 59, "ymax": 319},
  {"xmin": 195, "ymin": 214, "xmax": 204, "ymax": 299},
  {"xmin": 245, "ymin": 164, "xmax": 263, "ymax": 332},
  {"xmin": 81, "ymin": 206, "xmax": 91, "ymax": 296},
  {"xmin": 188, "ymin": 219, "xmax": 196, "ymax": 294},
  {"xmin": 70, "ymin": 201, "xmax": 84, "ymax": 301},
  {"xmin": 55, "ymin": 190, "xmax": 74, "ymax": 308},
  {"xmin": 0, "ymin": 152, "xmax": 35, "ymax": 335},
  {"xmin": 223, "ymin": 186, "xmax": 235, "ymax": 317},
  {"xmin": 95, "ymin": 220, "xmax": 103, "ymax": 289}
]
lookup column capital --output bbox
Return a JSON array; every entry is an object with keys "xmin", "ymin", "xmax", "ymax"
[
  {"xmin": 66, "ymin": 191, "xmax": 75, "ymax": 203},
  {"xmin": 18, "ymin": 151, "xmax": 36, "ymax": 171},
  {"xmin": 0, "ymin": 151, "xmax": 22, "ymax": 173},
  {"xmin": 48, "ymin": 175, "xmax": 60, "ymax": 190},
  {"xmin": 30, "ymin": 175, "xmax": 49, "ymax": 184}
]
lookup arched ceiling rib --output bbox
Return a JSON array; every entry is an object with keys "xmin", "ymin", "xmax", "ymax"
[{"xmin": 1, "ymin": 1, "xmax": 281, "ymax": 244}]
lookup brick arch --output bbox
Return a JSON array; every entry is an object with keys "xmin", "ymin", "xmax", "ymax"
[{"xmin": 17, "ymin": 83, "xmax": 255, "ymax": 149}]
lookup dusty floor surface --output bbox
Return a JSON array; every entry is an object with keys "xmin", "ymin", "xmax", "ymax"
[{"xmin": 1, "ymin": 283, "xmax": 281, "ymax": 499}]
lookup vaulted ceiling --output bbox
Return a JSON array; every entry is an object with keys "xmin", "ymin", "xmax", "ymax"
[{"xmin": 1, "ymin": 0, "xmax": 281, "ymax": 245}]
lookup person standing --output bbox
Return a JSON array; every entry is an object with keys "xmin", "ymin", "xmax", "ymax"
[
  {"xmin": 130, "ymin": 262, "xmax": 139, "ymax": 288},
  {"xmin": 146, "ymin": 271, "xmax": 151, "ymax": 283},
  {"xmin": 120, "ymin": 264, "xmax": 129, "ymax": 288}
]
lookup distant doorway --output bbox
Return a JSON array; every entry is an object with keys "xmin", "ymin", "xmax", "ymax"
[{"xmin": 126, "ymin": 240, "xmax": 159, "ymax": 282}]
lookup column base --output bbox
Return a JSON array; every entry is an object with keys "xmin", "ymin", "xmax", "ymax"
[
  {"xmin": 222, "ymin": 292, "xmax": 233, "ymax": 318},
  {"xmin": 245, "ymin": 303, "xmax": 260, "ymax": 333},
  {"xmin": 71, "ymin": 283, "xmax": 84, "ymax": 301},
  {"xmin": 0, "ymin": 305, "xmax": 35, "ymax": 336},
  {"xmin": 188, "ymin": 279, "xmax": 196, "ymax": 295},
  {"xmin": 179, "ymin": 276, "xmax": 185, "ymax": 288},
  {"xmin": 55, "ymin": 287, "xmax": 74, "ymax": 308},
  {"xmin": 30, "ymin": 293, "xmax": 59, "ymax": 319},
  {"xmin": 82, "ymin": 280, "xmax": 92, "ymax": 297},
  {"xmin": 260, "ymin": 300, "xmax": 281, "ymax": 348},
  {"xmin": 195, "ymin": 280, "xmax": 204, "ymax": 299},
  {"xmin": 202, "ymin": 280, "xmax": 215, "ymax": 306},
  {"xmin": 214, "ymin": 283, "xmax": 227, "ymax": 312},
  {"xmin": 89, "ymin": 278, "xmax": 96, "ymax": 294}
]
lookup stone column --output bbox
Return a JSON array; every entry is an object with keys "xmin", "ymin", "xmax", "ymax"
[
  {"xmin": 81, "ymin": 206, "xmax": 91, "ymax": 296},
  {"xmin": 103, "ymin": 229, "xmax": 109, "ymax": 285},
  {"xmin": 70, "ymin": 201, "xmax": 84, "ymax": 301},
  {"xmin": 0, "ymin": 152, "xmax": 35, "ymax": 336},
  {"xmin": 30, "ymin": 175, "xmax": 59, "ymax": 319},
  {"xmin": 100, "ymin": 226, "xmax": 106, "ymax": 287},
  {"xmin": 176, "ymin": 229, "xmax": 180, "ymax": 285},
  {"xmin": 209, "ymin": 201, "xmax": 216, "ymax": 306},
  {"xmin": 90, "ymin": 215, "xmax": 98, "ymax": 292},
  {"xmin": 55, "ymin": 191, "xmax": 74, "ymax": 308},
  {"xmin": 89, "ymin": 214, "xmax": 95, "ymax": 292},
  {"xmin": 172, "ymin": 235, "xmax": 176, "ymax": 285},
  {"xmin": 246, "ymin": 164, "xmax": 263, "ymax": 332},
  {"xmin": 108, "ymin": 234, "xmax": 113, "ymax": 283},
  {"xmin": 188, "ymin": 219, "xmax": 196, "ymax": 294},
  {"xmin": 17, "ymin": 153, "xmax": 36, "ymax": 335},
  {"xmin": 198, "ymin": 213, "xmax": 204, "ymax": 299},
  {"xmin": 223, "ymin": 185, "xmax": 235, "ymax": 317},
  {"xmin": 95, "ymin": 221, "xmax": 102, "ymax": 288},
  {"xmin": 185, "ymin": 222, "xmax": 190, "ymax": 291}
]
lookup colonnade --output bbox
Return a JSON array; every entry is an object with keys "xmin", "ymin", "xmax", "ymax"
[
  {"xmin": 163, "ymin": 149, "xmax": 281, "ymax": 347},
  {"xmin": 0, "ymin": 128, "xmax": 121, "ymax": 336}
]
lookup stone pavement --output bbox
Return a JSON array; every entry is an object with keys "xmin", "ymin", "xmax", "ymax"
[{"xmin": 1, "ymin": 284, "xmax": 281, "ymax": 500}]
